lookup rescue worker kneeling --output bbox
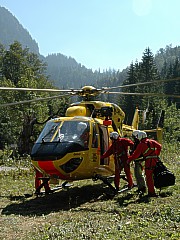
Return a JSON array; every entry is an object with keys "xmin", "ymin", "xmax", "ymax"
[
  {"xmin": 101, "ymin": 131, "xmax": 134, "ymax": 193},
  {"xmin": 127, "ymin": 131, "xmax": 162, "ymax": 197}
]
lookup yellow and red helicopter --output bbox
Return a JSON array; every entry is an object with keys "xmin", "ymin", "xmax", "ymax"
[{"xmin": 0, "ymin": 79, "xmax": 180, "ymax": 194}]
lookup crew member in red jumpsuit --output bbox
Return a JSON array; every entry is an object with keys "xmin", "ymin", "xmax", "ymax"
[
  {"xmin": 127, "ymin": 131, "xmax": 162, "ymax": 197},
  {"xmin": 101, "ymin": 131, "xmax": 134, "ymax": 192},
  {"xmin": 35, "ymin": 168, "xmax": 51, "ymax": 194}
]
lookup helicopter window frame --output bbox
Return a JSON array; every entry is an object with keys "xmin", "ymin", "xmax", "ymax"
[{"xmin": 92, "ymin": 123, "xmax": 98, "ymax": 148}]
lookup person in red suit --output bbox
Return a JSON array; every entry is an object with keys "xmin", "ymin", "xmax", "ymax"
[
  {"xmin": 127, "ymin": 131, "xmax": 162, "ymax": 197},
  {"xmin": 101, "ymin": 131, "xmax": 134, "ymax": 192},
  {"xmin": 131, "ymin": 130, "xmax": 146, "ymax": 194},
  {"xmin": 35, "ymin": 168, "xmax": 51, "ymax": 194}
]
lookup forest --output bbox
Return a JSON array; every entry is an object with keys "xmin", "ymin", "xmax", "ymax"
[{"xmin": 0, "ymin": 41, "xmax": 179, "ymax": 157}]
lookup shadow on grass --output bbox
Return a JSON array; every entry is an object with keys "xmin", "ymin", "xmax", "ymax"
[
  {"xmin": 117, "ymin": 193, "xmax": 151, "ymax": 207},
  {"xmin": 1, "ymin": 182, "xmax": 173, "ymax": 217},
  {"xmin": 159, "ymin": 191, "xmax": 173, "ymax": 197},
  {"xmin": 1, "ymin": 183, "xmax": 109, "ymax": 216},
  {"xmin": 115, "ymin": 189, "xmax": 173, "ymax": 207}
]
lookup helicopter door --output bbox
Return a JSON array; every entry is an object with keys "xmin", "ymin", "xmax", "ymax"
[
  {"xmin": 89, "ymin": 123, "xmax": 99, "ymax": 163},
  {"xmin": 99, "ymin": 125, "xmax": 109, "ymax": 165},
  {"xmin": 92, "ymin": 123, "xmax": 98, "ymax": 148}
]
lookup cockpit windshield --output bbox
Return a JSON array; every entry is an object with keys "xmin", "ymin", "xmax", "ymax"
[
  {"xmin": 36, "ymin": 120, "xmax": 90, "ymax": 148},
  {"xmin": 36, "ymin": 121, "xmax": 61, "ymax": 143}
]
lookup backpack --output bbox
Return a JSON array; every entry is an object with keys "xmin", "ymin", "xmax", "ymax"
[{"xmin": 153, "ymin": 160, "xmax": 175, "ymax": 189}]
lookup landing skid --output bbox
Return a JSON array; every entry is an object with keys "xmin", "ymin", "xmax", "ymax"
[
  {"xmin": 35, "ymin": 179, "xmax": 72, "ymax": 195},
  {"xmin": 117, "ymin": 184, "xmax": 137, "ymax": 194},
  {"xmin": 93, "ymin": 174, "xmax": 137, "ymax": 195}
]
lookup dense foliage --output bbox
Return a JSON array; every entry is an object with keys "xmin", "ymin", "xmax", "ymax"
[
  {"xmin": 118, "ymin": 48, "xmax": 180, "ymax": 141},
  {"xmin": 0, "ymin": 42, "xmax": 69, "ymax": 154}
]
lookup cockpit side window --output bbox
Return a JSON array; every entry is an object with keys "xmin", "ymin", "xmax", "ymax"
[{"xmin": 77, "ymin": 122, "xmax": 90, "ymax": 148}]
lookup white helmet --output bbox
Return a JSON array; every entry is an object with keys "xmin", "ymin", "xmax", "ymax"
[
  {"xmin": 136, "ymin": 131, "xmax": 147, "ymax": 140},
  {"xmin": 132, "ymin": 130, "xmax": 140, "ymax": 139},
  {"xmin": 110, "ymin": 131, "xmax": 119, "ymax": 140},
  {"xmin": 77, "ymin": 122, "xmax": 87, "ymax": 131}
]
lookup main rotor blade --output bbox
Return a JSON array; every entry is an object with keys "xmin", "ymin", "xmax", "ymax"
[
  {"xmin": 0, "ymin": 87, "xmax": 78, "ymax": 93},
  {"xmin": 105, "ymin": 91, "xmax": 180, "ymax": 98},
  {"xmin": 102, "ymin": 77, "xmax": 180, "ymax": 91},
  {"xmin": 1, "ymin": 78, "xmax": 179, "ymax": 93},
  {"xmin": 0, "ymin": 93, "xmax": 73, "ymax": 107}
]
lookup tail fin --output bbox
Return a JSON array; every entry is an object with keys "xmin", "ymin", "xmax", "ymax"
[
  {"xmin": 132, "ymin": 107, "xmax": 139, "ymax": 130},
  {"xmin": 156, "ymin": 110, "xmax": 165, "ymax": 143},
  {"xmin": 157, "ymin": 110, "xmax": 165, "ymax": 128}
]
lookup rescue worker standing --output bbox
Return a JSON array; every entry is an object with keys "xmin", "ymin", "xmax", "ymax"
[
  {"xmin": 101, "ymin": 132, "xmax": 134, "ymax": 192},
  {"xmin": 131, "ymin": 130, "xmax": 146, "ymax": 194},
  {"xmin": 127, "ymin": 131, "xmax": 162, "ymax": 197}
]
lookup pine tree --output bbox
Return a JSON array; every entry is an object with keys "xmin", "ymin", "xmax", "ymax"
[{"xmin": 121, "ymin": 62, "xmax": 138, "ymax": 124}]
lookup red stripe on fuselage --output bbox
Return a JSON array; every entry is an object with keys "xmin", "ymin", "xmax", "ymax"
[{"xmin": 38, "ymin": 160, "xmax": 67, "ymax": 180}]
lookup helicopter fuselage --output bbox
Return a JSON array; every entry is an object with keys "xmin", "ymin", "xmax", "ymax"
[
  {"xmin": 31, "ymin": 115, "xmax": 115, "ymax": 181},
  {"xmin": 31, "ymin": 99, "xmax": 140, "ymax": 185}
]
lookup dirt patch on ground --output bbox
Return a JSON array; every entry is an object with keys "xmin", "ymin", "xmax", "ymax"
[{"xmin": 0, "ymin": 166, "xmax": 29, "ymax": 171}]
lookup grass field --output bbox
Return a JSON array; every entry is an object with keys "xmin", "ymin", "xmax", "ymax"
[{"xmin": 0, "ymin": 143, "xmax": 179, "ymax": 240}]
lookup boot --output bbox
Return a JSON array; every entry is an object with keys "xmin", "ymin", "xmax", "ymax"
[{"xmin": 148, "ymin": 192, "xmax": 158, "ymax": 197}]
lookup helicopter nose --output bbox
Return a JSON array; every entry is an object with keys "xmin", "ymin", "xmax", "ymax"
[{"xmin": 38, "ymin": 160, "xmax": 67, "ymax": 180}]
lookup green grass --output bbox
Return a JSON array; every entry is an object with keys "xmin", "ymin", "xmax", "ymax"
[{"xmin": 0, "ymin": 143, "xmax": 179, "ymax": 240}]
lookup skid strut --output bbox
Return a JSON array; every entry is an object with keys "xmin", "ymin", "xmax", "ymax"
[
  {"xmin": 93, "ymin": 174, "xmax": 129, "ymax": 194},
  {"xmin": 93, "ymin": 174, "xmax": 117, "ymax": 193},
  {"xmin": 35, "ymin": 178, "xmax": 72, "ymax": 195}
]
